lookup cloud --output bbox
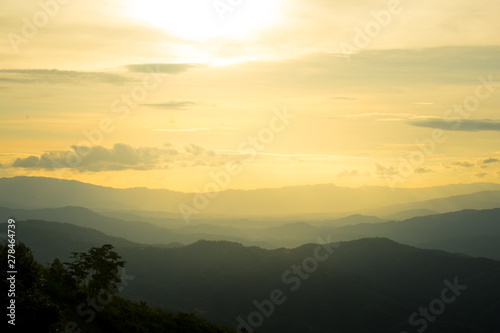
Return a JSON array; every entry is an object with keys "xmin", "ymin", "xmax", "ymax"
[
  {"xmin": 452, "ymin": 161, "xmax": 475, "ymax": 168},
  {"xmin": 142, "ymin": 101, "xmax": 196, "ymax": 110},
  {"xmin": 475, "ymin": 172, "xmax": 488, "ymax": 178},
  {"xmin": 483, "ymin": 158, "xmax": 499, "ymax": 164},
  {"xmin": 12, "ymin": 156, "xmax": 40, "ymax": 168},
  {"xmin": 185, "ymin": 144, "xmax": 215, "ymax": 156},
  {"xmin": 415, "ymin": 167, "xmax": 432, "ymax": 174},
  {"xmin": 11, "ymin": 144, "xmax": 176, "ymax": 172},
  {"xmin": 125, "ymin": 63, "xmax": 199, "ymax": 74},
  {"xmin": 0, "ymin": 69, "xmax": 129, "ymax": 85},
  {"xmin": 374, "ymin": 163, "xmax": 398, "ymax": 177},
  {"xmin": 410, "ymin": 119, "xmax": 500, "ymax": 132},
  {"xmin": 8, "ymin": 143, "xmax": 234, "ymax": 172}
]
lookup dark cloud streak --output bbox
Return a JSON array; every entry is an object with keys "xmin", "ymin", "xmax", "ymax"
[
  {"xmin": 126, "ymin": 63, "xmax": 199, "ymax": 74},
  {"xmin": 142, "ymin": 101, "xmax": 196, "ymax": 109},
  {"xmin": 0, "ymin": 69, "xmax": 129, "ymax": 85},
  {"xmin": 410, "ymin": 119, "xmax": 500, "ymax": 132}
]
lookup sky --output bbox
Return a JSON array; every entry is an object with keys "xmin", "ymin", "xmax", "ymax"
[{"xmin": 1, "ymin": 0, "xmax": 500, "ymax": 191}]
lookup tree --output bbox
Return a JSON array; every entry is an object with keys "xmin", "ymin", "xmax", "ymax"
[
  {"xmin": 65, "ymin": 244, "xmax": 125, "ymax": 297},
  {"xmin": 44, "ymin": 258, "xmax": 77, "ymax": 301}
]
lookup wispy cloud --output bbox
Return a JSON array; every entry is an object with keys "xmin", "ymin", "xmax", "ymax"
[
  {"xmin": 126, "ymin": 63, "xmax": 199, "ymax": 74},
  {"xmin": 0, "ymin": 69, "xmax": 129, "ymax": 85},
  {"xmin": 152, "ymin": 128, "xmax": 210, "ymax": 132},
  {"xmin": 410, "ymin": 119, "xmax": 500, "ymax": 132},
  {"xmin": 346, "ymin": 113, "xmax": 433, "ymax": 120},
  {"xmin": 142, "ymin": 101, "xmax": 196, "ymax": 109}
]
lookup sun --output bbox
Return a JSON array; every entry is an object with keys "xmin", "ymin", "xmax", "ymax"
[{"xmin": 127, "ymin": 0, "xmax": 283, "ymax": 41}]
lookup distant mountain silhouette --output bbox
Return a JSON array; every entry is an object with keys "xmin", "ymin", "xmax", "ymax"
[
  {"xmin": 3, "ymin": 205, "xmax": 500, "ymax": 259},
  {"xmin": 2, "ymin": 176, "xmax": 500, "ymax": 216},
  {"xmin": 331, "ymin": 208, "xmax": 500, "ymax": 255},
  {"xmin": 0, "ymin": 219, "xmax": 139, "ymax": 264},
  {"xmin": 0, "ymin": 206, "xmax": 272, "ymax": 248},
  {"xmin": 322, "ymin": 214, "xmax": 385, "ymax": 226},
  {"xmin": 363, "ymin": 190, "xmax": 500, "ymax": 216},
  {"xmin": 383, "ymin": 208, "xmax": 438, "ymax": 220}
]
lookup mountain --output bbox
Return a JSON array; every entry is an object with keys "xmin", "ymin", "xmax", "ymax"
[
  {"xmin": 2, "ymin": 176, "xmax": 500, "ymax": 217},
  {"xmin": 184, "ymin": 208, "xmax": 500, "ymax": 259},
  {"xmin": 0, "ymin": 206, "xmax": 272, "ymax": 248},
  {"xmin": 322, "ymin": 214, "xmax": 385, "ymax": 226},
  {"xmin": 4, "ymin": 205, "xmax": 500, "ymax": 259},
  {"xmin": 332, "ymin": 208, "xmax": 500, "ymax": 242},
  {"xmin": 383, "ymin": 208, "xmax": 438, "ymax": 220},
  {"xmin": 0, "ymin": 219, "xmax": 139, "ymax": 264},
  {"xmin": 364, "ymin": 190, "xmax": 500, "ymax": 217},
  {"xmin": 415, "ymin": 234, "xmax": 500, "ymax": 260},
  {"xmin": 0, "ymin": 206, "xmax": 183, "ymax": 245}
]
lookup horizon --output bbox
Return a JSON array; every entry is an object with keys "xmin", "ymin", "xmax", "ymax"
[{"xmin": 2, "ymin": 175, "xmax": 500, "ymax": 193}]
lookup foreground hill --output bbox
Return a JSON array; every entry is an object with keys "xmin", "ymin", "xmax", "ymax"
[
  {"xmin": 0, "ymin": 241, "xmax": 237, "ymax": 333},
  {"xmin": 9, "ymin": 223, "xmax": 500, "ymax": 333},
  {"xmin": 117, "ymin": 239, "xmax": 500, "ymax": 333}
]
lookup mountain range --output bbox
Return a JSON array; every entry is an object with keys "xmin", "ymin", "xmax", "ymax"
[
  {"xmin": 2, "ymin": 176, "xmax": 500, "ymax": 332},
  {"xmin": 3, "ymin": 205, "xmax": 500, "ymax": 260},
  {"xmin": 2, "ymin": 176, "xmax": 500, "ymax": 218},
  {"xmin": 4, "ymin": 224, "xmax": 500, "ymax": 333}
]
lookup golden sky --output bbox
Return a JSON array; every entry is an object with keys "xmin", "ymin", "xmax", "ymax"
[{"xmin": 1, "ymin": 0, "xmax": 500, "ymax": 191}]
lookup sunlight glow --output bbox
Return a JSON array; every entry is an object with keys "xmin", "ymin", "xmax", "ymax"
[{"xmin": 127, "ymin": 0, "xmax": 284, "ymax": 41}]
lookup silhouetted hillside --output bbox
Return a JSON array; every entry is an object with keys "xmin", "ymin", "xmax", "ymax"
[
  {"xmin": 14, "ymin": 227, "xmax": 500, "ymax": 333},
  {"xmin": 0, "ymin": 241, "xmax": 237, "ymax": 333}
]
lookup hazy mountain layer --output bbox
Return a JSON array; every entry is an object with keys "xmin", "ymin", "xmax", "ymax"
[{"xmin": 2, "ymin": 176, "xmax": 500, "ymax": 216}]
